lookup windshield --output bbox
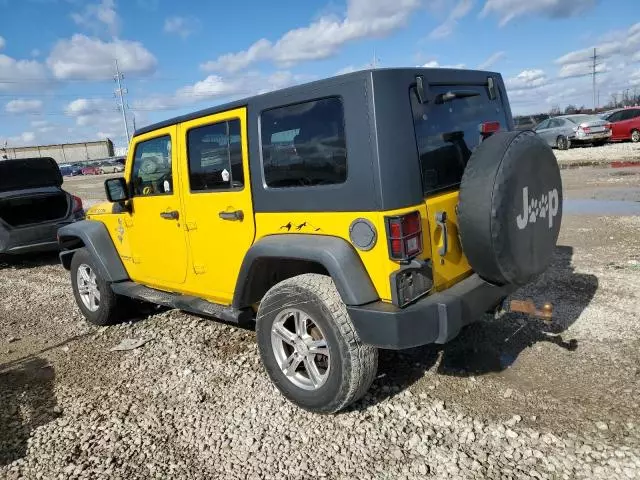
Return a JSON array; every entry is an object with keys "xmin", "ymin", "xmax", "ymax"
[{"xmin": 410, "ymin": 85, "xmax": 508, "ymax": 195}]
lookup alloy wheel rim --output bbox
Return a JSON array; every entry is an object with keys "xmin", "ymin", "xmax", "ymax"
[
  {"xmin": 270, "ymin": 308, "xmax": 330, "ymax": 390},
  {"xmin": 76, "ymin": 264, "xmax": 100, "ymax": 312}
]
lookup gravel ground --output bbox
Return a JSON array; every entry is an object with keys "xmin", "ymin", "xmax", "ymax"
[
  {"xmin": 1, "ymin": 166, "xmax": 639, "ymax": 479},
  {"xmin": 554, "ymin": 142, "xmax": 640, "ymax": 166}
]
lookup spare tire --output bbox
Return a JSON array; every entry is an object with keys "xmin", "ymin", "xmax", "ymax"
[{"xmin": 458, "ymin": 131, "xmax": 562, "ymax": 286}]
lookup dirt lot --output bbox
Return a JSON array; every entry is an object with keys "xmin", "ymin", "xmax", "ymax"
[{"xmin": 1, "ymin": 165, "xmax": 639, "ymax": 479}]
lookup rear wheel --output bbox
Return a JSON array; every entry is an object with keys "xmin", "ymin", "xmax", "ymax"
[
  {"xmin": 631, "ymin": 130, "xmax": 640, "ymax": 143},
  {"xmin": 556, "ymin": 135, "xmax": 570, "ymax": 150},
  {"xmin": 70, "ymin": 248, "xmax": 128, "ymax": 326},
  {"xmin": 256, "ymin": 274, "xmax": 378, "ymax": 413}
]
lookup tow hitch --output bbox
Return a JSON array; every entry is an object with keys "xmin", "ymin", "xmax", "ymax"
[{"xmin": 496, "ymin": 299, "xmax": 553, "ymax": 323}]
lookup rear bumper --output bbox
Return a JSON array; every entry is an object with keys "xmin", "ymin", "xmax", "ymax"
[
  {"xmin": 0, "ymin": 215, "xmax": 81, "ymax": 254},
  {"xmin": 347, "ymin": 274, "xmax": 515, "ymax": 349},
  {"xmin": 571, "ymin": 131, "xmax": 611, "ymax": 143}
]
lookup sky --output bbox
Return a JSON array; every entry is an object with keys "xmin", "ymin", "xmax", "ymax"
[{"xmin": 1, "ymin": 0, "xmax": 639, "ymax": 150}]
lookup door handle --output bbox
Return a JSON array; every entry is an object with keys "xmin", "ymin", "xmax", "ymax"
[
  {"xmin": 435, "ymin": 211, "xmax": 448, "ymax": 257},
  {"xmin": 219, "ymin": 210, "xmax": 244, "ymax": 221},
  {"xmin": 160, "ymin": 210, "xmax": 179, "ymax": 220}
]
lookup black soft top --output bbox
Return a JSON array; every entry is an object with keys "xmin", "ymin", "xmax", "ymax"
[
  {"xmin": 135, "ymin": 67, "xmax": 500, "ymax": 137},
  {"xmin": 0, "ymin": 157, "xmax": 63, "ymax": 192}
]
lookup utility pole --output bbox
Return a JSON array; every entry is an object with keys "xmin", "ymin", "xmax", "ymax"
[
  {"xmin": 591, "ymin": 48, "xmax": 598, "ymax": 112},
  {"xmin": 114, "ymin": 59, "xmax": 130, "ymax": 144}
]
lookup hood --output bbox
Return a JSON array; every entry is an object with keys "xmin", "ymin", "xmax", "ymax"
[{"xmin": 0, "ymin": 157, "xmax": 63, "ymax": 192}]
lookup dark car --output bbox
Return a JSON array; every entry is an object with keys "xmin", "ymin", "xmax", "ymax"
[{"xmin": 0, "ymin": 157, "xmax": 84, "ymax": 255}]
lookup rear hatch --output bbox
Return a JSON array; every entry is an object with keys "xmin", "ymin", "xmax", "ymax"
[
  {"xmin": 0, "ymin": 158, "xmax": 70, "ymax": 227},
  {"xmin": 409, "ymin": 81, "xmax": 510, "ymax": 289}
]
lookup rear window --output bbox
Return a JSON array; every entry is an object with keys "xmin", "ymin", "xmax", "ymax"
[{"xmin": 410, "ymin": 85, "xmax": 508, "ymax": 196}]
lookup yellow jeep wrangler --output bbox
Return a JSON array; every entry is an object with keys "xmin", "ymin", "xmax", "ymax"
[{"xmin": 59, "ymin": 68, "xmax": 562, "ymax": 413}]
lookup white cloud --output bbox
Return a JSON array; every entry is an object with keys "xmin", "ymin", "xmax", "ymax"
[
  {"xmin": 31, "ymin": 49, "xmax": 41, "ymax": 57},
  {"xmin": 477, "ymin": 51, "xmax": 505, "ymax": 70},
  {"xmin": 96, "ymin": 131, "xmax": 115, "ymax": 139},
  {"xmin": 421, "ymin": 60, "xmax": 466, "ymax": 69},
  {"xmin": 201, "ymin": 0, "xmax": 420, "ymax": 73},
  {"xmin": 555, "ymin": 23, "xmax": 640, "ymax": 69},
  {"xmin": 5, "ymin": 99, "xmax": 43, "ymax": 114},
  {"xmin": 135, "ymin": 71, "xmax": 312, "ymax": 112},
  {"xmin": 0, "ymin": 54, "xmax": 50, "ymax": 92},
  {"xmin": 1, "ymin": 131, "xmax": 37, "ymax": 147},
  {"xmin": 30, "ymin": 120, "xmax": 50, "ymax": 128},
  {"xmin": 429, "ymin": 0, "xmax": 474, "ymax": 39},
  {"xmin": 47, "ymin": 34, "xmax": 157, "ymax": 80},
  {"xmin": 164, "ymin": 16, "xmax": 200, "ymax": 38},
  {"xmin": 481, "ymin": 0, "xmax": 596, "ymax": 26},
  {"xmin": 0, "ymin": 36, "xmax": 5, "ymax": 50},
  {"xmin": 506, "ymin": 69, "xmax": 548, "ymax": 90},
  {"xmin": 71, "ymin": 0, "xmax": 120, "ymax": 37},
  {"xmin": 558, "ymin": 61, "xmax": 608, "ymax": 79}
]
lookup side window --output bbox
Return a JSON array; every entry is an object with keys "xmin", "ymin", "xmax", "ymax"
[
  {"xmin": 260, "ymin": 97, "xmax": 347, "ymax": 188},
  {"xmin": 621, "ymin": 110, "xmax": 638, "ymax": 121},
  {"xmin": 131, "ymin": 135, "xmax": 172, "ymax": 196},
  {"xmin": 187, "ymin": 119, "xmax": 244, "ymax": 192},
  {"xmin": 536, "ymin": 119, "xmax": 549, "ymax": 130}
]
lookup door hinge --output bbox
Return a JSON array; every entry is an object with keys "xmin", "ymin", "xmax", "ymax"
[
  {"xmin": 194, "ymin": 264, "xmax": 206, "ymax": 274},
  {"xmin": 185, "ymin": 222, "xmax": 197, "ymax": 231}
]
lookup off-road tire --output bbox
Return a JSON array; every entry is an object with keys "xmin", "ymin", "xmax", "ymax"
[
  {"xmin": 256, "ymin": 274, "xmax": 378, "ymax": 413},
  {"xmin": 631, "ymin": 130, "xmax": 640, "ymax": 143},
  {"xmin": 556, "ymin": 135, "xmax": 570, "ymax": 150},
  {"xmin": 70, "ymin": 248, "xmax": 127, "ymax": 326}
]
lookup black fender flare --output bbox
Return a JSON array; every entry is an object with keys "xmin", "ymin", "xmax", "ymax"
[
  {"xmin": 232, "ymin": 234, "xmax": 379, "ymax": 308},
  {"xmin": 57, "ymin": 220, "xmax": 129, "ymax": 283}
]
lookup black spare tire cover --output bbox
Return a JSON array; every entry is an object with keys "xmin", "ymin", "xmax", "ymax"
[{"xmin": 458, "ymin": 131, "xmax": 562, "ymax": 286}]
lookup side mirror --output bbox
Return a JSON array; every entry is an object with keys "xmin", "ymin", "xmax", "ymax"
[{"xmin": 105, "ymin": 177, "xmax": 129, "ymax": 202}]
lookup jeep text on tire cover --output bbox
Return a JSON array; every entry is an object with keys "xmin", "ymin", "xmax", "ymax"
[{"xmin": 58, "ymin": 68, "xmax": 562, "ymax": 413}]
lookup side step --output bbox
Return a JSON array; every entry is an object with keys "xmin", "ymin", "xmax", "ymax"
[{"xmin": 110, "ymin": 281, "xmax": 252, "ymax": 324}]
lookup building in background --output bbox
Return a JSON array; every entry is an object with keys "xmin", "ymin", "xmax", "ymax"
[{"xmin": 0, "ymin": 139, "xmax": 114, "ymax": 164}]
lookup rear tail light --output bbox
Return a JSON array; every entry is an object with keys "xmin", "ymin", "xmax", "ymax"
[
  {"xmin": 605, "ymin": 123, "xmax": 612, "ymax": 130},
  {"xmin": 71, "ymin": 195, "xmax": 83, "ymax": 213},
  {"xmin": 582, "ymin": 126, "xmax": 591, "ymax": 134},
  {"xmin": 479, "ymin": 121, "xmax": 500, "ymax": 141},
  {"xmin": 480, "ymin": 121, "xmax": 501, "ymax": 134},
  {"xmin": 386, "ymin": 211, "xmax": 423, "ymax": 261}
]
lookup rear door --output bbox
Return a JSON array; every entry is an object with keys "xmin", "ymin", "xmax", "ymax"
[
  {"xmin": 410, "ymin": 83, "xmax": 509, "ymax": 289},
  {"xmin": 177, "ymin": 107, "xmax": 256, "ymax": 304}
]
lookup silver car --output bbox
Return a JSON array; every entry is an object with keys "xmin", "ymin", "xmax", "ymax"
[{"xmin": 534, "ymin": 114, "xmax": 611, "ymax": 150}]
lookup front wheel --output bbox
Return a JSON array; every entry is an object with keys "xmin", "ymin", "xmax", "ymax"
[
  {"xmin": 256, "ymin": 274, "xmax": 378, "ymax": 413},
  {"xmin": 631, "ymin": 130, "xmax": 640, "ymax": 143},
  {"xmin": 70, "ymin": 248, "xmax": 127, "ymax": 326}
]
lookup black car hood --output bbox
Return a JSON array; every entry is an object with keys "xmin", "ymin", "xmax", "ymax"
[{"xmin": 0, "ymin": 157, "xmax": 63, "ymax": 192}]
